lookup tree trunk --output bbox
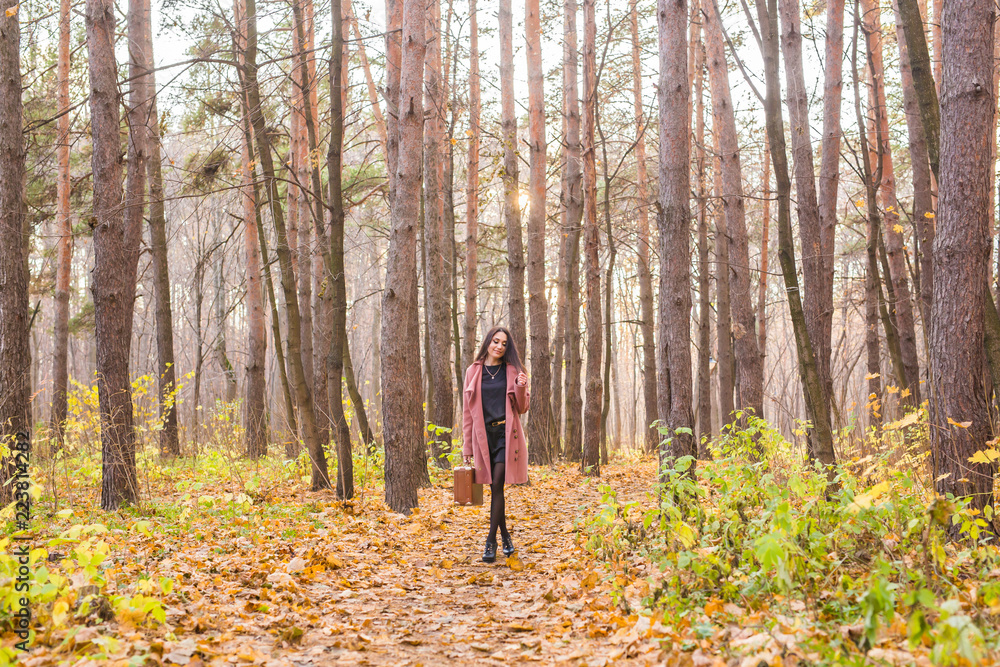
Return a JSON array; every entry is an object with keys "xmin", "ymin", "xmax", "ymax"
[
  {"xmin": 714, "ymin": 132, "xmax": 734, "ymax": 429},
  {"xmin": 694, "ymin": 16, "xmax": 712, "ymax": 449},
  {"xmin": 235, "ymin": 0, "xmax": 268, "ymax": 457},
  {"xmin": 892, "ymin": 0, "xmax": 934, "ymax": 349},
  {"xmin": 599, "ymin": 77, "xmax": 616, "ymax": 466},
  {"xmin": 704, "ymin": 2, "xmax": 765, "ymax": 430},
  {"xmin": 442, "ymin": 0, "xmax": 463, "ymax": 411},
  {"xmin": 143, "ymin": 10, "xmax": 180, "ymax": 458},
  {"xmin": 581, "ymin": 0, "xmax": 602, "ymax": 475},
  {"xmin": 500, "ymin": 0, "xmax": 527, "ymax": 357},
  {"xmin": 930, "ymin": 0, "xmax": 995, "ymax": 520},
  {"xmin": 193, "ymin": 255, "xmax": 205, "ymax": 444},
  {"xmin": 50, "ymin": 0, "xmax": 72, "ymax": 445},
  {"xmin": 381, "ymin": 0, "xmax": 426, "ymax": 513},
  {"xmin": 562, "ymin": 0, "xmax": 584, "ymax": 462},
  {"xmin": 324, "ymin": 0, "xmax": 354, "ymax": 498},
  {"xmin": 215, "ymin": 255, "xmax": 237, "ymax": 402},
  {"xmin": 863, "ymin": 0, "xmax": 920, "ymax": 404},
  {"xmin": 758, "ymin": 137, "xmax": 770, "ymax": 370},
  {"xmin": 291, "ymin": 5, "xmax": 314, "ymax": 396},
  {"xmin": 244, "ymin": 0, "xmax": 330, "ymax": 489},
  {"xmin": 343, "ymin": 334, "xmax": 375, "ymax": 447},
  {"xmin": 347, "ymin": 0, "xmax": 388, "ymax": 156},
  {"xmin": 526, "ymin": 0, "xmax": 553, "ymax": 465},
  {"xmin": 386, "ymin": 0, "xmax": 401, "ymax": 203},
  {"xmin": 424, "ymin": 0, "xmax": 454, "ymax": 468},
  {"xmin": 896, "ymin": 0, "xmax": 940, "ymax": 177},
  {"xmin": 92, "ymin": 0, "xmax": 139, "ymax": 508},
  {"xmin": 754, "ymin": 0, "xmax": 836, "ymax": 472},
  {"xmin": 630, "ymin": 0, "xmax": 658, "ymax": 453},
  {"xmin": 852, "ymin": 7, "xmax": 885, "ymax": 430},
  {"xmin": 462, "ymin": 0, "xmax": 481, "ymax": 376},
  {"xmin": 778, "ymin": 0, "xmax": 832, "ymax": 452},
  {"xmin": 657, "ymin": 0, "xmax": 695, "ymax": 473},
  {"xmin": 816, "ymin": 0, "xmax": 844, "ymax": 427},
  {"xmin": 238, "ymin": 86, "xmax": 297, "ymax": 447},
  {"xmin": 0, "ymin": 0, "xmax": 30, "ymax": 507}
]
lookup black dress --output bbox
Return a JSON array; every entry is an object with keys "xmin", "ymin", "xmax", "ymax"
[{"xmin": 481, "ymin": 364, "xmax": 506, "ymax": 465}]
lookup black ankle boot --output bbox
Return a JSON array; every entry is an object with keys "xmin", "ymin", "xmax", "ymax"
[
  {"xmin": 482, "ymin": 539, "xmax": 497, "ymax": 563},
  {"xmin": 502, "ymin": 535, "xmax": 515, "ymax": 557}
]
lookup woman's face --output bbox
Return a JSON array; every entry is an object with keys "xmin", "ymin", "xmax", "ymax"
[{"xmin": 488, "ymin": 331, "xmax": 508, "ymax": 361}]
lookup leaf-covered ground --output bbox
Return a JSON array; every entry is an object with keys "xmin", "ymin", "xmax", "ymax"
[
  {"xmin": 11, "ymin": 459, "xmax": 681, "ymax": 666},
  {"xmin": 8, "ymin": 443, "xmax": 1000, "ymax": 667}
]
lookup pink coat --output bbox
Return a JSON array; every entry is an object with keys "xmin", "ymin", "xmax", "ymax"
[{"xmin": 461, "ymin": 360, "xmax": 530, "ymax": 485}]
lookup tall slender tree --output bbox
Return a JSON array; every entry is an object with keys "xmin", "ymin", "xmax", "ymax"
[
  {"xmin": 753, "ymin": 0, "xmax": 836, "ymax": 471},
  {"xmin": 929, "ymin": 0, "xmax": 995, "ymax": 519},
  {"xmin": 817, "ymin": 0, "xmax": 845, "ymax": 418},
  {"xmin": 561, "ymin": 0, "xmax": 584, "ymax": 461},
  {"xmin": 50, "ymin": 0, "xmax": 73, "ymax": 445},
  {"xmin": 581, "ymin": 0, "xmax": 602, "ymax": 475},
  {"xmin": 862, "ymin": 0, "xmax": 920, "ymax": 403},
  {"xmin": 778, "ymin": 0, "xmax": 832, "ymax": 451},
  {"xmin": 693, "ymin": 12, "xmax": 712, "ymax": 446},
  {"xmin": 630, "ymin": 0, "xmax": 658, "ymax": 452},
  {"xmin": 243, "ymin": 0, "xmax": 330, "ymax": 490},
  {"xmin": 526, "ymin": 0, "xmax": 553, "ymax": 464},
  {"xmin": 657, "ymin": 0, "xmax": 695, "ymax": 472},
  {"xmin": 851, "ymin": 4, "xmax": 885, "ymax": 431},
  {"xmin": 714, "ymin": 130, "xmax": 734, "ymax": 428},
  {"xmin": 424, "ymin": 0, "xmax": 453, "ymax": 468},
  {"xmin": 704, "ymin": 0, "xmax": 764, "ymax": 429},
  {"xmin": 892, "ymin": 0, "xmax": 934, "ymax": 347},
  {"xmin": 500, "ymin": 0, "xmax": 527, "ymax": 357},
  {"xmin": 462, "ymin": 0, "xmax": 481, "ymax": 374},
  {"xmin": 758, "ymin": 138, "xmax": 770, "ymax": 371},
  {"xmin": 141, "ymin": 0, "xmax": 180, "ymax": 458},
  {"xmin": 0, "ymin": 0, "xmax": 30, "ymax": 506},
  {"xmin": 382, "ymin": 0, "xmax": 426, "ymax": 513},
  {"xmin": 327, "ymin": 0, "xmax": 354, "ymax": 498},
  {"xmin": 236, "ymin": 0, "xmax": 267, "ymax": 457},
  {"xmin": 91, "ymin": 0, "xmax": 140, "ymax": 508}
]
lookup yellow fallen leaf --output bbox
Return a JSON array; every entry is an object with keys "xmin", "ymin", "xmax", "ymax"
[
  {"xmin": 893, "ymin": 224, "xmax": 904, "ymax": 233},
  {"xmin": 968, "ymin": 449, "xmax": 1000, "ymax": 464},
  {"xmin": 924, "ymin": 211, "xmax": 935, "ymax": 218},
  {"xmin": 507, "ymin": 553, "xmax": 524, "ymax": 572},
  {"xmin": 885, "ymin": 411, "xmax": 921, "ymax": 430},
  {"xmin": 948, "ymin": 417, "xmax": 972, "ymax": 428},
  {"xmin": 886, "ymin": 385, "xmax": 899, "ymax": 394},
  {"xmin": 5, "ymin": 4, "xmax": 17, "ymax": 17},
  {"xmin": 506, "ymin": 622, "xmax": 534, "ymax": 632},
  {"xmin": 704, "ymin": 598, "xmax": 724, "ymax": 616},
  {"xmin": 581, "ymin": 571, "xmax": 599, "ymax": 589},
  {"xmin": 864, "ymin": 372, "xmax": 880, "ymax": 380}
]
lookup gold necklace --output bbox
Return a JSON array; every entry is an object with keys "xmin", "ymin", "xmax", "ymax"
[{"xmin": 484, "ymin": 362, "xmax": 503, "ymax": 380}]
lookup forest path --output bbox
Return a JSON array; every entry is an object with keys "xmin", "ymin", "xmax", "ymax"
[{"xmin": 219, "ymin": 462, "xmax": 666, "ymax": 666}]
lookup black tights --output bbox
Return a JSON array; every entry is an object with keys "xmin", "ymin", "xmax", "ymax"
[{"xmin": 487, "ymin": 460, "xmax": 510, "ymax": 545}]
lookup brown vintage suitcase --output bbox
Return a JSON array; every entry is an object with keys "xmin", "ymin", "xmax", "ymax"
[{"xmin": 453, "ymin": 466, "xmax": 483, "ymax": 506}]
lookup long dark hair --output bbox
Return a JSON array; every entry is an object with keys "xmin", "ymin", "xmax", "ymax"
[{"xmin": 474, "ymin": 326, "xmax": 524, "ymax": 372}]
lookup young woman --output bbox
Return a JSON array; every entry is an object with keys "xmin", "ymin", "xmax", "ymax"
[{"xmin": 461, "ymin": 326, "xmax": 530, "ymax": 562}]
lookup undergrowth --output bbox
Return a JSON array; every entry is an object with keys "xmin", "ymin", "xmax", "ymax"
[{"xmin": 582, "ymin": 412, "xmax": 1000, "ymax": 666}]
